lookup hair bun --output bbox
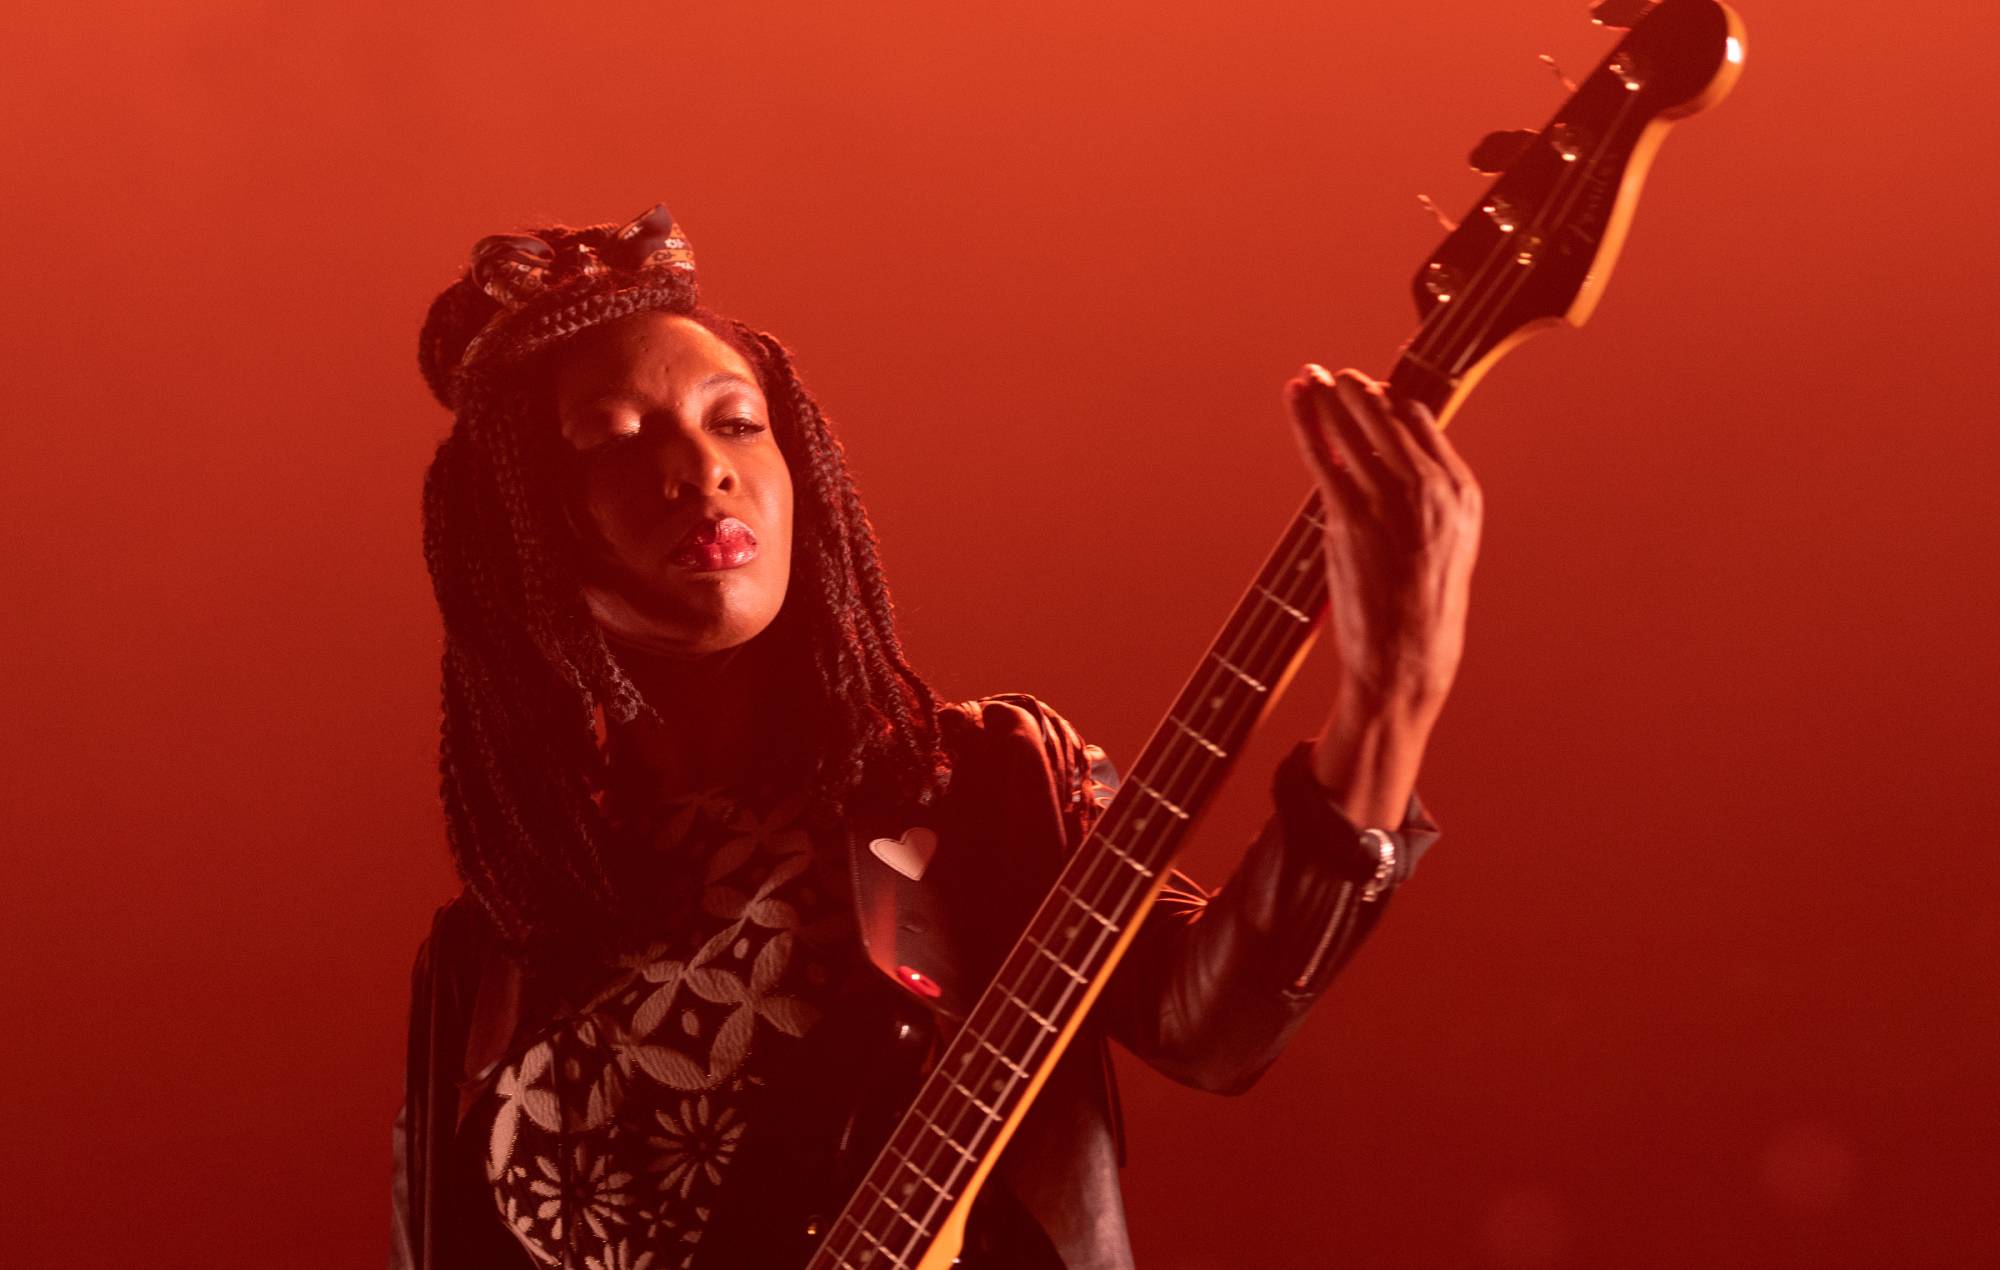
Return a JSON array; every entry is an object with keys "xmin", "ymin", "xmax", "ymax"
[
  {"xmin": 417, "ymin": 211, "xmax": 693, "ymax": 411},
  {"xmin": 416, "ymin": 273, "xmax": 502, "ymax": 410}
]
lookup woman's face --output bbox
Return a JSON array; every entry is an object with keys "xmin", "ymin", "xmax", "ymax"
[{"xmin": 552, "ymin": 312, "xmax": 794, "ymax": 658}]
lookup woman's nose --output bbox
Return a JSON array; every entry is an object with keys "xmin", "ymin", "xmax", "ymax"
[{"xmin": 660, "ymin": 433, "xmax": 737, "ymax": 499}]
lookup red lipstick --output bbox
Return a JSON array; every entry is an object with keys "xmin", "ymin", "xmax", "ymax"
[{"xmin": 669, "ymin": 516, "xmax": 758, "ymax": 571}]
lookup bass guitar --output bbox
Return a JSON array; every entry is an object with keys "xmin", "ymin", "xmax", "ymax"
[{"xmin": 811, "ymin": 2, "xmax": 1745, "ymax": 1265}]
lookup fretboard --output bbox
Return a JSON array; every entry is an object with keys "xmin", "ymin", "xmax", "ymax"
[
  {"xmin": 803, "ymin": 359, "xmax": 1464, "ymax": 1270},
  {"xmin": 804, "ymin": 348, "xmax": 1480, "ymax": 1270},
  {"xmin": 805, "ymin": 505, "xmax": 1325, "ymax": 1269},
  {"xmin": 806, "ymin": 0, "xmax": 1739, "ymax": 1257}
]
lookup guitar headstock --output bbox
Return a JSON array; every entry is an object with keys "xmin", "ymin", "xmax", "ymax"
[{"xmin": 1401, "ymin": 0, "xmax": 1744, "ymax": 409}]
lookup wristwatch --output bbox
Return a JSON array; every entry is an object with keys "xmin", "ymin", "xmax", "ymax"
[{"xmin": 1356, "ymin": 827, "xmax": 1400, "ymax": 902}]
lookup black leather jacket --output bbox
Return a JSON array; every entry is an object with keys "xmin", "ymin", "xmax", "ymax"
[{"xmin": 390, "ymin": 695, "xmax": 1439, "ymax": 1270}]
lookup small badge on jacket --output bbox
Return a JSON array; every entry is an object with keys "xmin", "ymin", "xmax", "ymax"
[{"xmin": 869, "ymin": 827, "xmax": 939, "ymax": 881}]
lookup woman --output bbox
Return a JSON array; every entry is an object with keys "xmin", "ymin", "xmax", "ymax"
[{"xmin": 393, "ymin": 203, "xmax": 1480, "ymax": 1269}]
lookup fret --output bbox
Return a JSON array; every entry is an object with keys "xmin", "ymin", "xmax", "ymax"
[
  {"xmin": 922, "ymin": 1116, "xmax": 978, "ymax": 1163},
  {"xmin": 1210, "ymin": 651, "xmax": 1269, "ymax": 693},
  {"xmin": 1302, "ymin": 508, "xmax": 1330, "ymax": 534},
  {"xmin": 1254, "ymin": 583, "xmax": 1313, "ymax": 624},
  {"xmin": 1028, "ymin": 937, "xmax": 1090, "ymax": 985},
  {"xmin": 1058, "ymin": 884, "xmax": 1122, "ymax": 931},
  {"xmin": 1100, "ymin": 836, "xmax": 1157, "ymax": 878},
  {"xmin": 859, "ymin": 1176, "xmax": 899, "ymax": 1208},
  {"xmin": 1039, "ymin": 898, "xmax": 1119, "ymax": 976},
  {"xmin": 1168, "ymin": 714, "xmax": 1228, "ymax": 758},
  {"xmin": 946, "ymin": 1075, "xmax": 1006, "ymax": 1117},
  {"xmin": 999, "ymin": 987, "xmax": 1059, "ymax": 1033},
  {"xmin": 876, "ymin": 1166, "xmax": 923, "ymax": 1206},
  {"xmin": 838, "ymin": 1217, "xmax": 910, "ymax": 1268},
  {"xmin": 1395, "ymin": 348, "xmax": 1461, "ymax": 388},
  {"xmin": 858, "ymin": 1180, "xmax": 927, "ymax": 1233},
  {"xmin": 970, "ymin": 1032, "xmax": 1030, "ymax": 1079},
  {"xmin": 1385, "ymin": 355, "xmax": 1459, "ymax": 418},
  {"xmin": 1129, "ymin": 776, "xmax": 1191, "ymax": 821},
  {"xmin": 899, "ymin": 1158, "xmax": 951, "ymax": 1202}
]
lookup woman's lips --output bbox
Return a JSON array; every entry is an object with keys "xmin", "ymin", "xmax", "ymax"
[{"xmin": 668, "ymin": 516, "xmax": 758, "ymax": 571}]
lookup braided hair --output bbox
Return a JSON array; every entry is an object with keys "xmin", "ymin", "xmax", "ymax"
[{"xmin": 416, "ymin": 218, "xmax": 948, "ymax": 960}]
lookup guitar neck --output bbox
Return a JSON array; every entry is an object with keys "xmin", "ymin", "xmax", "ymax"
[
  {"xmin": 810, "ymin": 4, "xmax": 1744, "ymax": 1254},
  {"xmin": 807, "ymin": 355, "xmax": 1471, "ymax": 1270},
  {"xmin": 804, "ymin": 520, "xmax": 1313, "ymax": 1270}
]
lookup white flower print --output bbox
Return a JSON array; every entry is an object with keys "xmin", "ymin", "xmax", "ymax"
[
  {"xmin": 648, "ymin": 1096, "xmax": 745, "ymax": 1199},
  {"xmin": 630, "ymin": 958, "xmax": 689, "ymax": 1037},
  {"xmin": 584, "ymin": 1237, "xmax": 659, "ymax": 1270},
  {"xmin": 525, "ymin": 1147, "xmax": 635, "ymax": 1245},
  {"xmin": 487, "ymin": 787, "xmax": 844, "ymax": 1268},
  {"xmin": 489, "ymin": 1040, "xmax": 557, "ymax": 1181}
]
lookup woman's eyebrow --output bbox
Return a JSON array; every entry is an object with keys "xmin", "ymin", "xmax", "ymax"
[{"xmin": 581, "ymin": 371, "xmax": 755, "ymax": 411}]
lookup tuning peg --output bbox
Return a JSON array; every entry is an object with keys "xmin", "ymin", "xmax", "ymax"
[
  {"xmin": 1589, "ymin": 0, "xmax": 1656, "ymax": 29},
  {"xmin": 1468, "ymin": 129, "xmax": 1538, "ymax": 175},
  {"xmin": 1416, "ymin": 194, "xmax": 1459, "ymax": 233},
  {"xmin": 1538, "ymin": 53, "xmax": 1578, "ymax": 93}
]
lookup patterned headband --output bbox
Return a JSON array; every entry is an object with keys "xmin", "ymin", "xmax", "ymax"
[{"xmin": 457, "ymin": 202, "xmax": 698, "ymax": 370}]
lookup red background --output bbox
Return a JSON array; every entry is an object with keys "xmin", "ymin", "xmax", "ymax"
[{"xmin": 4, "ymin": 2, "xmax": 1994, "ymax": 1266}]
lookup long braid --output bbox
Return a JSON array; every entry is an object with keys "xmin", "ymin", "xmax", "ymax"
[
  {"xmin": 739, "ymin": 323, "xmax": 945, "ymax": 808},
  {"xmin": 417, "ymin": 247, "xmax": 949, "ymax": 957}
]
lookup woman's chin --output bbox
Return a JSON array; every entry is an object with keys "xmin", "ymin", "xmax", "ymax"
[{"xmin": 585, "ymin": 586, "xmax": 777, "ymax": 660}]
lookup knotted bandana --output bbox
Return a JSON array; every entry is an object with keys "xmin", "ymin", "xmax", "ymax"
[{"xmin": 457, "ymin": 202, "xmax": 698, "ymax": 371}]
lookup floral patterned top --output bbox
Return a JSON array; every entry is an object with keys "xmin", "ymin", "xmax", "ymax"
[{"xmin": 481, "ymin": 786, "xmax": 857, "ymax": 1269}]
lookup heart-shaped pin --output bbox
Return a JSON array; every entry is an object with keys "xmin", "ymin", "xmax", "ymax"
[{"xmin": 869, "ymin": 827, "xmax": 939, "ymax": 881}]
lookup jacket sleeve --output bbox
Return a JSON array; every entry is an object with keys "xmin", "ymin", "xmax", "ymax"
[
  {"xmin": 392, "ymin": 901, "xmax": 492, "ymax": 1270},
  {"xmin": 1018, "ymin": 699, "xmax": 1442, "ymax": 1096}
]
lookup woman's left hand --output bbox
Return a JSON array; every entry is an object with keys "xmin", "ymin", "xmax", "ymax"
[{"xmin": 1284, "ymin": 364, "xmax": 1482, "ymax": 819}]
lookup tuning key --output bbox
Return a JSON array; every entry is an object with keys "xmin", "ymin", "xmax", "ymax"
[
  {"xmin": 1539, "ymin": 53, "xmax": 1578, "ymax": 93},
  {"xmin": 1589, "ymin": 0, "xmax": 1656, "ymax": 29},
  {"xmin": 1546, "ymin": 121, "xmax": 1587, "ymax": 162},
  {"xmin": 1421, "ymin": 262, "xmax": 1464, "ymax": 304},
  {"xmin": 1417, "ymin": 194, "xmax": 1459, "ymax": 233},
  {"xmin": 1607, "ymin": 50, "xmax": 1647, "ymax": 92},
  {"xmin": 1468, "ymin": 129, "xmax": 1538, "ymax": 175}
]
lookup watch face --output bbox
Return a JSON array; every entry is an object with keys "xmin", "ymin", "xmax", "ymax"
[{"xmin": 1358, "ymin": 828, "xmax": 1397, "ymax": 901}]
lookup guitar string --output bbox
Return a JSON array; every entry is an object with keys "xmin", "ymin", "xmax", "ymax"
[
  {"xmin": 1405, "ymin": 67, "xmax": 1613, "ymax": 367},
  {"xmin": 822, "ymin": 78, "xmax": 1648, "ymax": 1264},
  {"xmin": 1407, "ymin": 71, "xmax": 1644, "ymax": 380},
  {"xmin": 1445, "ymin": 89, "xmax": 1644, "ymax": 382},
  {"xmin": 824, "ymin": 195, "xmax": 1539, "ymax": 1254},
  {"xmin": 812, "ymin": 522, "xmax": 1306, "ymax": 1267},
  {"xmin": 820, "ymin": 510, "xmax": 1331, "ymax": 1267},
  {"xmin": 826, "ymin": 145, "xmax": 1590, "ymax": 1250}
]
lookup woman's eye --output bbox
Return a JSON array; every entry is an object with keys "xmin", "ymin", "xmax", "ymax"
[{"xmin": 714, "ymin": 416, "xmax": 766, "ymax": 438}]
